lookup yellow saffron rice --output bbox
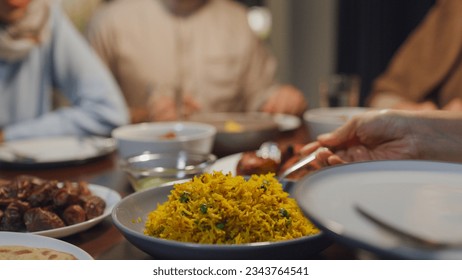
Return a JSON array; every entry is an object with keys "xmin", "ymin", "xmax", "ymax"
[{"xmin": 144, "ymin": 172, "xmax": 319, "ymax": 244}]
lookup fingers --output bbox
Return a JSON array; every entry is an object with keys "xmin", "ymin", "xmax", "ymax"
[
  {"xmin": 130, "ymin": 107, "xmax": 150, "ymax": 123},
  {"xmin": 149, "ymin": 94, "xmax": 202, "ymax": 121},
  {"xmin": 148, "ymin": 96, "xmax": 177, "ymax": 121},
  {"xmin": 317, "ymin": 119, "xmax": 358, "ymax": 148},
  {"xmin": 314, "ymin": 148, "xmax": 335, "ymax": 167},
  {"xmin": 299, "ymin": 142, "xmax": 348, "ymax": 170},
  {"xmin": 300, "ymin": 141, "xmax": 322, "ymax": 156},
  {"xmin": 183, "ymin": 95, "xmax": 201, "ymax": 116},
  {"xmin": 419, "ymin": 101, "xmax": 438, "ymax": 111},
  {"xmin": 261, "ymin": 85, "xmax": 307, "ymax": 115},
  {"xmin": 326, "ymin": 154, "xmax": 346, "ymax": 165},
  {"xmin": 393, "ymin": 100, "xmax": 437, "ymax": 111},
  {"xmin": 443, "ymin": 98, "xmax": 462, "ymax": 111},
  {"xmin": 336, "ymin": 146, "xmax": 372, "ymax": 162}
]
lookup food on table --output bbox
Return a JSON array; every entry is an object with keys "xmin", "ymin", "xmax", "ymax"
[
  {"xmin": 80, "ymin": 194, "xmax": 106, "ymax": 220},
  {"xmin": 224, "ymin": 120, "xmax": 244, "ymax": 132},
  {"xmin": 23, "ymin": 208, "xmax": 66, "ymax": 232},
  {"xmin": 0, "ymin": 175, "xmax": 106, "ymax": 232},
  {"xmin": 159, "ymin": 131, "xmax": 177, "ymax": 139},
  {"xmin": 0, "ymin": 245, "xmax": 77, "ymax": 260},
  {"xmin": 144, "ymin": 172, "xmax": 319, "ymax": 244},
  {"xmin": 236, "ymin": 143, "xmax": 317, "ymax": 180},
  {"xmin": 236, "ymin": 151, "xmax": 279, "ymax": 175},
  {"xmin": 61, "ymin": 204, "xmax": 86, "ymax": 225}
]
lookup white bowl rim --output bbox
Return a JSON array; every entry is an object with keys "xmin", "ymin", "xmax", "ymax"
[
  {"xmin": 303, "ymin": 107, "xmax": 368, "ymax": 120},
  {"xmin": 304, "ymin": 106, "xmax": 367, "ymax": 114},
  {"xmin": 112, "ymin": 121, "xmax": 217, "ymax": 142}
]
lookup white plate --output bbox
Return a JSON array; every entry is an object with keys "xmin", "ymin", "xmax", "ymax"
[
  {"xmin": 0, "ymin": 136, "xmax": 115, "ymax": 167},
  {"xmin": 293, "ymin": 160, "xmax": 462, "ymax": 260},
  {"xmin": 209, "ymin": 153, "xmax": 242, "ymax": 175},
  {"xmin": 33, "ymin": 184, "xmax": 121, "ymax": 238},
  {"xmin": 273, "ymin": 114, "xmax": 301, "ymax": 132},
  {"xmin": 0, "ymin": 231, "xmax": 93, "ymax": 260}
]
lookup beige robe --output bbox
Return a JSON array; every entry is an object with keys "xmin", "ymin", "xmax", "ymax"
[
  {"xmin": 87, "ymin": 0, "xmax": 279, "ymax": 114},
  {"xmin": 367, "ymin": 0, "xmax": 462, "ymax": 108}
]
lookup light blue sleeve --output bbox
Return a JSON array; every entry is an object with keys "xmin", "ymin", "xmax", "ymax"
[{"xmin": 3, "ymin": 4, "xmax": 129, "ymax": 140}]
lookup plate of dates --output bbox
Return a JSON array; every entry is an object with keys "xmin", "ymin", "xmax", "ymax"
[{"xmin": 0, "ymin": 176, "xmax": 121, "ymax": 238}]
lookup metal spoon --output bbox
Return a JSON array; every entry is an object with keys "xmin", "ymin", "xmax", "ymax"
[
  {"xmin": 355, "ymin": 204, "xmax": 462, "ymax": 249},
  {"xmin": 278, "ymin": 147, "xmax": 328, "ymax": 180}
]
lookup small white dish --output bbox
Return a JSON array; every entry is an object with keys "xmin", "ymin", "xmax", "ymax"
[
  {"xmin": 209, "ymin": 152, "xmax": 242, "ymax": 175},
  {"xmin": 0, "ymin": 231, "xmax": 93, "ymax": 260},
  {"xmin": 0, "ymin": 136, "xmax": 115, "ymax": 167},
  {"xmin": 303, "ymin": 107, "xmax": 369, "ymax": 139},
  {"xmin": 112, "ymin": 122, "xmax": 216, "ymax": 158}
]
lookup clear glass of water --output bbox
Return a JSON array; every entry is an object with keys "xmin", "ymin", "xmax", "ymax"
[{"xmin": 319, "ymin": 74, "xmax": 361, "ymax": 107}]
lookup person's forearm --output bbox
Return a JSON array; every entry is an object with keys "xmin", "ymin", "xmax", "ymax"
[
  {"xmin": 407, "ymin": 110, "xmax": 462, "ymax": 163},
  {"xmin": 367, "ymin": 92, "xmax": 405, "ymax": 108},
  {"xmin": 0, "ymin": 130, "xmax": 3, "ymax": 142},
  {"xmin": 368, "ymin": 92, "xmax": 437, "ymax": 110}
]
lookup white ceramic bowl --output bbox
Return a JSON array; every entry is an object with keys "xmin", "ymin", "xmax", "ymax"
[
  {"xmin": 112, "ymin": 122, "xmax": 217, "ymax": 158},
  {"xmin": 303, "ymin": 107, "xmax": 369, "ymax": 140}
]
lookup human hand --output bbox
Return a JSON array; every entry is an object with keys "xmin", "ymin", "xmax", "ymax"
[
  {"xmin": 442, "ymin": 98, "xmax": 462, "ymax": 111},
  {"xmin": 392, "ymin": 100, "xmax": 438, "ymax": 111},
  {"xmin": 260, "ymin": 85, "xmax": 308, "ymax": 116},
  {"xmin": 148, "ymin": 93, "xmax": 201, "ymax": 121},
  {"xmin": 301, "ymin": 109, "xmax": 462, "ymax": 165},
  {"xmin": 394, "ymin": 98, "xmax": 462, "ymax": 111},
  {"xmin": 129, "ymin": 107, "xmax": 150, "ymax": 123},
  {"xmin": 299, "ymin": 141, "xmax": 342, "ymax": 166},
  {"xmin": 301, "ymin": 110, "xmax": 421, "ymax": 165}
]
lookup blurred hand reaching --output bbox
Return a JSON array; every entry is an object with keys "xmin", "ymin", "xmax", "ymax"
[
  {"xmin": 392, "ymin": 100, "xmax": 438, "ymax": 111},
  {"xmin": 299, "ymin": 109, "xmax": 462, "ymax": 166},
  {"xmin": 148, "ymin": 93, "xmax": 201, "ymax": 121},
  {"xmin": 260, "ymin": 84, "xmax": 307, "ymax": 116},
  {"xmin": 442, "ymin": 98, "xmax": 462, "ymax": 111}
]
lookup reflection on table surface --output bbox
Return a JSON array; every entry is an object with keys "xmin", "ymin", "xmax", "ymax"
[{"xmin": 0, "ymin": 125, "xmax": 358, "ymax": 260}]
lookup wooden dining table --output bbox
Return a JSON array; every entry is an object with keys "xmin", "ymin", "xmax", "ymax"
[{"xmin": 0, "ymin": 125, "xmax": 359, "ymax": 260}]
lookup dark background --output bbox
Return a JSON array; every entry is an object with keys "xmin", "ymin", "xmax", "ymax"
[
  {"xmin": 336, "ymin": 0, "xmax": 436, "ymax": 105},
  {"xmin": 236, "ymin": 0, "xmax": 436, "ymax": 105},
  {"xmin": 235, "ymin": 0, "xmax": 264, "ymax": 7}
]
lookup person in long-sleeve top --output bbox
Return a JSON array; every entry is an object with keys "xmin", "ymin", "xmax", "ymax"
[
  {"xmin": 367, "ymin": 0, "xmax": 462, "ymax": 111},
  {"xmin": 0, "ymin": 0, "xmax": 129, "ymax": 142},
  {"xmin": 87, "ymin": 0, "xmax": 307, "ymax": 123}
]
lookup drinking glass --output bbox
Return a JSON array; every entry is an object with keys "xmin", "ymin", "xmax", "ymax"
[{"xmin": 319, "ymin": 74, "xmax": 360, "ymax": 107}]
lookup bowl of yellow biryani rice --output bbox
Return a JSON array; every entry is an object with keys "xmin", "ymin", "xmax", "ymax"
[{"xmin": 112, "ymin": 172, "xmax": 330, "ymax": 259}]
